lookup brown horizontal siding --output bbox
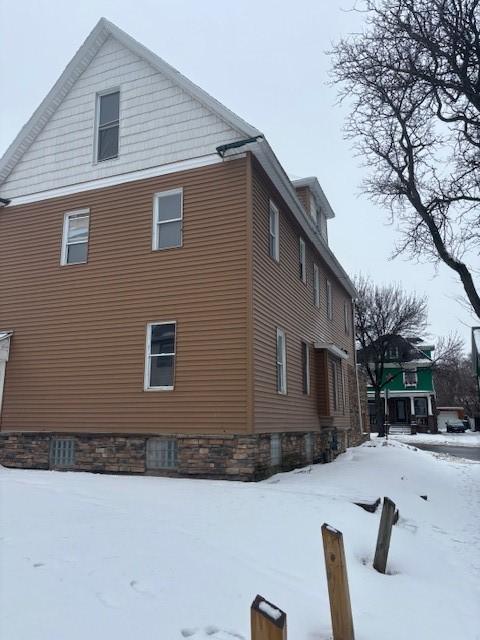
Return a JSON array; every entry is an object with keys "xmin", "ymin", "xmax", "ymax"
[
  {"xmin": 0, "ymin": 158, "xmax": 249, "ymax": 434},
  {"xmin": 251, "ymin": 156, "xmax": 355, "ymax": 432}
]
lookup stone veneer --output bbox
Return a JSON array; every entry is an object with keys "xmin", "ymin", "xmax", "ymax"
[{"xmin": 0, "ymin": 428, "xmax": 348, "ymax": 481}]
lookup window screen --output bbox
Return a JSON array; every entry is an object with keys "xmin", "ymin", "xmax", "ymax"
[
  {"xmin": 97, "ymin": 91, "xmax": 120, "ymax": 162},
  {"xmin": 154, "ymin": 190, "xmax": 183, "ymax": 250}
]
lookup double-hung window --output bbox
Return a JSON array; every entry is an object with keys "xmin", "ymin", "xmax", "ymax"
[
  {"xmin": 145, "ymin": 322, "xmax": 176, "ymax": 390},
  {"xmin": 313, "ymin": 264, "xmax": 320, "ymax": 307},
  {"xmin": 326, "ymin": 280, "xmax": 333, "ymax": 320},
  {"xmin": 153, "ymin": 189, "xmax": 183, "ymax": 250},
  {"xmin": 96, "ymin": 90, "xmax": 120, "ymax": 162},
  {"xmin": 404, "ymin": 370, "xmax": 417, "ymax": 388},
  {"xmin": 299, "ymin": 237, "xmax": 306, "ymax": 283},
  {"xmin": 302, "ymin": 341, "xmax": 310, "ymax": 395},
  {"xmin": 61, "ymin": 209, "xmax": 90, "ymax": 265},
  {"xmin": 344, "ymin": 300, "xmax": 350, "ymax": 334},
  {"xmin": 276, "ymin": 328, "xmax": 287, "ymax": 394},
  {"xmin": 269, "ymin": 201, "xmax": 279, "ymax": 261}
]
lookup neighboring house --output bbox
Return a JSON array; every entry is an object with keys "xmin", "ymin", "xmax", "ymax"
[
  {"xmin": 0, "ymin": 19, "xmax": 364, "ymax": 480},
  {"xmin": 362, "ymin": 338, "xmax": 437, "ymax": 433},
  {"xmin": 436, "ymin": 407, "xmax": 465, "ymax": 431}
]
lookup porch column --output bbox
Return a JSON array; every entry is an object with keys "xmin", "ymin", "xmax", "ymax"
[{"xmin": 410, "ymin": 396, "xmax": 415, "ymax": 418}]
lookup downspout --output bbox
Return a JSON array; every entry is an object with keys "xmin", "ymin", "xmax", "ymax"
[{"xmin": 352, "ymin": 301, "xmax": 364, "ymax": 435}]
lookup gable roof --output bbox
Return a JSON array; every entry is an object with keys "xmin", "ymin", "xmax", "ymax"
[{"xmin": 0, "ymin": 17, "xmax": 261, "ymax": 186}]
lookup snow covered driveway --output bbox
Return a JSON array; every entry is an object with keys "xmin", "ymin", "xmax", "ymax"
[{"xmin": 1, "ymin": 441, "xmax": 479, "ymax": 640}]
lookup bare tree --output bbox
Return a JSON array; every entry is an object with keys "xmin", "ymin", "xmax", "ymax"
[
  {"xmin": 331, "ymin": 0, "xmax": 480, "ymax": 319},
  {"xmin": 434, "ymin": 339, "xmax": 480, "ymax": 417},
  {"xmin": 355, "ymin": 275, "xmax": 428, "ymax": 435}
]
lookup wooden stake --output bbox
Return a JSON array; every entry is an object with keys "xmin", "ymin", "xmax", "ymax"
[
  {"xmin": 373, "ymin": 497, "xmax": 396, "ymax": 574},
  {"xmin": 321, "ymin": 524, "xmax": 355, "ymax": 640},
  {"xmin": 251, "ymin": 595, "xmax": 287, "ymax": 640}
]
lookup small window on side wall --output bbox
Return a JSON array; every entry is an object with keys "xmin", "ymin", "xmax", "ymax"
[
  {"xmin": 276, "ymin": 328, "xmax": 287, "ymax": 394},
  {"xmin": 61, "ymin": 210, "xmax": 90, "ymax": 265},
  {"xmin": 301, "ymin": 341, "xmax": 310, "ymax": 394},
  {"xmin": 299, "ymin": 237, "xmax": 306, "ymax": 283},
  {"xmin": 97, "ymin": 90, "xmax": 120, "ymax": 162},
  {"xmin": 153, "ymin": 189, "xmax": 183, "ymax": 250},
  {"xmin": 326, "ymin": 280, "xmax": 333, "ymax": 320},
  {"xmin": 269, "ymin": 200, "xmax": 279, "ymax": 261},
  {"xmin": 145, "ymin": 322, "xmax": 176, "ymax": 390},
  {"xmin": 146, "ymin": 437, "xmax": 177, "ymax": 469}
]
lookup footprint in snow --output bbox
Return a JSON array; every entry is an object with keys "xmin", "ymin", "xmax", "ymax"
[
  {"xmin": 129, "ymin": 579, "xmax": 155, "ymax": 599},
  {"xmin": 180, "ymin": 627, "xmax": 244, "ymax": 639}
]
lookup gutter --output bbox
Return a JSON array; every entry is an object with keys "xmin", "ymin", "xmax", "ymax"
[{"xmin": 0, "ymin": 197, "xmax": 10, "ymax": 207}]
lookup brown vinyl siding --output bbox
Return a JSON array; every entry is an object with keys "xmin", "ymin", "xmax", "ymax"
[
  {"xmin": 0, "ymin": 158, "xmax": 249, "ymax": 434},
  {"xmin": 251, "ymin": 156, "xmax": 355, "ymax": 432}
]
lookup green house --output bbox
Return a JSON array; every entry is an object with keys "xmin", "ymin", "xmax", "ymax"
[{"xmin": 366, "ymin": 342, "xmax": 437, "ymax": 433}]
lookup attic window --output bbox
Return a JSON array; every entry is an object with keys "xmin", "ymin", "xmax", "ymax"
[{"xmin": 97, "ymin": 90, "xmax": 120, "ymax": 162}]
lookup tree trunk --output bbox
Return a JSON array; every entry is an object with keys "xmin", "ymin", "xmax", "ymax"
[{"xmin": 375, "ymin": 388, "xmax": 385, "ymax": 437}]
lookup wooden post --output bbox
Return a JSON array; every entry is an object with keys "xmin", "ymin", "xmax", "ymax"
[
  {"xmin": 373, "ymin": 497, "xmax": 396, "ymax": 574},
  {"xmin": 321, "ymin": 524, "xmax": 355, "ymax": 640},
  {"xmin": 251, "ymin": 595, "xmax": 287, "ymax": 640}
]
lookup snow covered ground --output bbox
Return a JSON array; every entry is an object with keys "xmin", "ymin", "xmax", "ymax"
[
  {"xmin": 1, "ymin": 440, "xmax": 479, "ymax": 640},
  {"xmin": 391, "ymin": 430, "xmax": 480, "ymax": 447}
]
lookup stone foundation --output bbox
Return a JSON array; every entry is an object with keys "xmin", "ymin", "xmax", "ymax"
[{"xmin": 0, "ymin": 428, "xmax": 348, "ymax": 481}]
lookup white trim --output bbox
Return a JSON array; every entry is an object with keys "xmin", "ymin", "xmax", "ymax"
[
  {"xmin": 403, "ymin": 370, "xmax": 418, "ymax": 388},
  {"xmin": 152, "ymin": 188, "xmax": 183, "ymax": 251},
  {"xmin": 313, "ymin": 263, "xmax": 320, "ymax": 307},
  {"xmin": 268, "ymin": 200, "xmax": 280, "ymax": 262},
  {"xmin": 6, "ymin": 154, "xmax": 225, "ymax": 207},
  {"xmin": 144, "ymin": 321, "xmax": 176, "ymax": 391},
  {"xmin": 299, "ymin": 237, "xmax": 306, "ymax": 284},
  {"xmin": 314, "ymin": 342, "xmax": 349, "ymax": 360},
  {"xmin": 60, "ymin": 209, "xmax": 90, "ymax": 266},
  {"xmin": 276, "ymin": 327, "xmax": 287, "ymax": 395},
  {"xmin": 344, "ymin": 300, "xmax": 349, "ymax": 334}
]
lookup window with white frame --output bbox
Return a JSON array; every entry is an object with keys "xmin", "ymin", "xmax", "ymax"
[
  {"xmin": 344, "ymin": 300, "xmax": 350, "ymax": 334},
  {"xmin": 96, "ymin": 90, "xmax": 120, "ymax": 162},
  {"xmin": 301, "ymin": 341, "xmax": 310, "ymax": 394},
  {"xmin": 276, "ymin": 328, "xmax": 287, "ymax": 394},
  {"xmin": 145, "ymin": 322, "xmax": 176, "ymax": 390},
  {"xmin": 270, "ymin": 433, "xmax": 282, "ymax": 466},
  {"xmin": 269, "ymin": 200, "xmax": 279, "ymax": 261},
  {"xmin": 404, "ymin": 369, "xmax": 417, "ymax": 388},
  {"xmin": 146, "ymin": 437, "xmax": 177, "ymax": 469},
  {"xmin": 61, "ymin": 210, "xmax": 90, "ymax": 265},
  {"xmin": 326, "ymin": 280, "xmax": 333, "ymax": 320},
  {"xmin": 153, "ymin": 189, "xmax": 183, "ymax": 250},
  {"xmin": 299, "ymin": 237, "xmax": 306, "ymax": 283},
  {"xmin": 313, "ymin": 264, "xmax": 320, "ymax": 307},
  {"xmin": 388, "ymin": 345, "xmax": 400, "ymax": 360}
]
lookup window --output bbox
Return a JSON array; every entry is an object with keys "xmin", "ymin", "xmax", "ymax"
[
  {"xmin": 96, "ymin": 90, "xmax": 120, "ymax": 162},
  {"xmin": 302, "ymin": 341, "xmax": 310, "ymax": 394},
  {"xmin": 414, "ymin": 397, "xmax": 428, "ymax": 416},
  {"xmin": 153, "ymin": 189, "xmax": 183, "ymax": 250},
  {"xmin": 276, "ymin": 328, "xmax": 287, "ymax": 394},
  {"xmin": 146, "ymin": 437, "xmax": 177, "ymax": 469},
  {"xmin": 270, "ymin": 433, "xmax": 282, "ymax": 466},
  {"xmin": 344, "ymin": 301, "xmax": 350, "ymax": 334},
  {"xmin": 388, "ymin": 345, "xmax": 400, "ymax": 360},
  {"xmin": 61, "ymin": 210, "xmax": 90, "ymax": 265},
  {"xmin": 269, "ymin": 201, "xmax": 279, "ymax": 261},
  {"xmin": 304, "ymin": 433, "xmax": 313, "ymax": 462},
  {"xmin": 318, "ymin": 211, "xmax": 328, "ymax": 243},
  {"xmin": 326, "ymin": 280, "xmax": 333, "ymax": 320},
  {"xmin": 331, "ymin": 360, "xmax": 341, "ymax": 411},
  {"xmin": 309, "ymin": 193, "xmax": 317, "ymax": 222},
  {"xmin": 50, "ymin": 438, "xmax": 75, "ymax": 468},
  {"xmin": 313, "ymin": 264, "xmax": 320, "ymax": 307},
  {"xmin": 145, "ymin": 322, "xmax": 176, "ymax": 390},
  {"xmin": 299, "ymin": 237, "xmax": 306, "ymax": 283},
  {"xmin": 404, "ymin": 369, "xmax": 417, "ymax": 388}
]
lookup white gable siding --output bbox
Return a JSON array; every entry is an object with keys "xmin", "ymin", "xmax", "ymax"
[{"xmin": 2, "ymin": 37, "xmax": 243, "ymax": 199}]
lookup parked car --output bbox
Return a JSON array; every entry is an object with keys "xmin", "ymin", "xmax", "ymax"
[{"xmin": 446, "ymin": 420, "xmax": 468, "ymax": 433}]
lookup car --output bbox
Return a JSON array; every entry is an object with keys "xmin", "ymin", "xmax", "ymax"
[{"xmin": 446, "ymin": 420, "xmax": 467, "ymax": 433}]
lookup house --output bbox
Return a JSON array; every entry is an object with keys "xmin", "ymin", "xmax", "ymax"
[
  {"xmin": 0, "ymin": 19, "xmax": 364, "ymax": 480},
  {"xmin": 362, "ymin": 338, "xmax": 437, "ymax": 433}
]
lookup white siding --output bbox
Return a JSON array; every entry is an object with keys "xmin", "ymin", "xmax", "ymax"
[{"xmin": 2, "ymin": 37, "xmax": 243, "ymax": 198}]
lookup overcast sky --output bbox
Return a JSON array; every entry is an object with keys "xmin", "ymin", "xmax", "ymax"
[{"xmin": 1, "ymin": 0, "xmax": 477, "ymax": 349}]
